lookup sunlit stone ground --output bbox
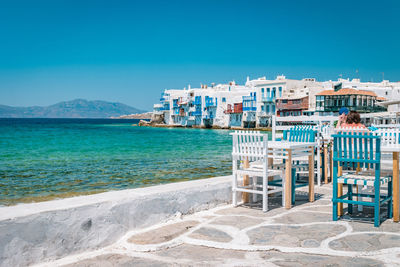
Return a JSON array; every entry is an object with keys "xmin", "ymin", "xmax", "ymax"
[{"xmin": 37, "ymin": 185, "xmax": 400, "ymax": 267}]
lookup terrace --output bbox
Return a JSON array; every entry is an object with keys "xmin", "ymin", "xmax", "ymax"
[{"xmin": 35, "ymin": 183, "xmax": 400, "ymax": 266}]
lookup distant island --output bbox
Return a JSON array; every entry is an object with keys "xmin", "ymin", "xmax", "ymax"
[{"xmin": 0, "ymin": 99, "xmax": 147, "ymax": 118}]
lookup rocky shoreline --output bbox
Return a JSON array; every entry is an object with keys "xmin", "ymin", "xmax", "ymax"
[
  {"xmin": 138, "ymin": 121, "xmax": 271, "ymax": 131},
  {"xmin": 111, "ymin": 112, "xmax": 152, "ymax": 120}
]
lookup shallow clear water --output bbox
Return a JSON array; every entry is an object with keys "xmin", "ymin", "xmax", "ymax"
[{"xmin": 0, "ymin": 118, "xmax": 244, "ymax": 205}]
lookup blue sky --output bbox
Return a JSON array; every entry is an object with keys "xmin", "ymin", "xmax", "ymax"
[{"xmin": 0, "ymin": 0, "xmax": 399, "ymax": 110}]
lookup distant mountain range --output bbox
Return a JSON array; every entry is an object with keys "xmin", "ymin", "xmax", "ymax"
[{"xmin": 0, "ymin": 99, "xmax": 147, "ymax": 118}]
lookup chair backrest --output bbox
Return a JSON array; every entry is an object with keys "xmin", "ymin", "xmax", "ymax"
[
  {"xmin": 231, "ymin": 130, "xmax": 268, "ymax": 162},
  {"xmin": 373, "ymin": 128, "xmax": 400, "ymax": 145},
  {"xmin": 333, "ymin": 132, "xmax": 381, "ymax": 170},
  {"xmin": 283, "ymin": 125, "xmax": 317, "ymax": 142},
  {"xmin": 271, "ymin": 115, "xmax": 336, "ymax": 141}
]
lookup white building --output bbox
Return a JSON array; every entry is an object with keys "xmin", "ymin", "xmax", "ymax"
[{"xmin": 154, "ymin": 76, "xmax": 396, "ymax": 128}]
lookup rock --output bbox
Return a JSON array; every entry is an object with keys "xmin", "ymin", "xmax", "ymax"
[{"xmin": 138, "ymin": 120, "xmax": 151, "ymax": 126}]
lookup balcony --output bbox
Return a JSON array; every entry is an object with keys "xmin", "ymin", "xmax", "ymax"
[
  {"xmin": 194, "ymin": 97, "xmax": 202, "ymax": 105},
  {"xmin": 225, "ymin": 107, "xmax": 243, "ymax": 114},
  {"xmin": 192, "ymin": 111, "xmax": 202, "ymax": 116},
  {"xmin": 172, "ymin": 108, "xmax": 180, "ymax": 115},
  {"xmin": 177, "ymin": 100, "xmax": 189, "ymax": 106},
  {"xmin": 261, "ymin": 96, "xmax": 275, "ymax": 103},
  {"xmin": 203, "ymin": 115, "xmax": 214, "ymax": 120},
  {"xmin": 243, "ymin": 107, "xmax": 257, "ymax": 112},
  {"xmin": 276, "ymin": 102, "xmax": 308, "ymax": 110},
  {"xmin": 205, "ymin": 100, "xmax": 216, "ymax": 107},
  {"xmin": 323, "ymin": 105, "xmax": 386, "ymax": 113},
  {"xmin": 153, "ymin": 103, "xmax": 163, "ymax": 109},
  {"xmin": 188, "ymin": 116, "xmax": 196, "ymax": 121},
  {"xmin": 242, "ymin": 95, "xmax": 256, "ymax": 101},
  {"xmin": 257, "ymin": 111, "xmax": 272, "ymax": 117},
  {"xmin": 160, "ymin": 93, "xmax": 170, "ymax": 102}
]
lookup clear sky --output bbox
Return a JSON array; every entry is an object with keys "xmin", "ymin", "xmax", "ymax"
[{"xmin": 0, "ymin": 0, "xmax": 399, "ymax": 110}]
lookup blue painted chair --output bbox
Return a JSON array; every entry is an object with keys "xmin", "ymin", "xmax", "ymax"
[
  {"xmin": 283, "ymin": 125, "xmax": 316, "ymax": 143},
  {"xmin": 332, "ymin": 132, "xmax": 393, "ymax": 227},
  {"xmin": 270, "ymin": 125, "xmax": 318, "ymax": 204}
]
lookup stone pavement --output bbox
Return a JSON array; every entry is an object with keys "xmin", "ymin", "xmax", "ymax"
[{"xmin": 36, "ymin": 185, "xmax": 400, "ymax": 267}]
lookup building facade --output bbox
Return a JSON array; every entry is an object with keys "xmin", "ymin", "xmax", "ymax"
[
  {"xmin": 316, "ymin": 88, "xmax": 387, "ymax": 115},
  {"xmin": 153, "ymin": 76, "xmax": 393, "ymax": 128}
]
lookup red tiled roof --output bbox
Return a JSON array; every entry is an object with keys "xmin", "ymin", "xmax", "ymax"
[
  {"xmin": 316, "ymin": 88, "xmax": 377, "ymax": 97},
  {"xmin": 376, "ymin": 96, "xmax": 387, "ymax": 101}
]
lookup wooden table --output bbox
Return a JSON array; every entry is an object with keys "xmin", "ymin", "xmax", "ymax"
[
  {"xmin": 381, "ymin": 145, "xmax": 400, "ymax": 222},
  {"xmin": 268, "ymin": 141, "xmax": 317, "ymax": 209}
]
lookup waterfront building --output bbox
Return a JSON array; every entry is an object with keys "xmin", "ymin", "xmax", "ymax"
[
  {"xmin": 157, "ymin": 82, "xmax": 253, "ymax": 128},
  {"xmin": 321, "ymin": 78, "xmax": 400, "ymax": 112},
  {"xmin": 153, "ymin": 76, "xmax": 396, "ymax": 128},
  {"xmin": 315, "ymin": 88, "xmax": 387, "ymax": 115},
  {"xmin": 247, "ymin": 76, "xmax": 325, "ymax": 118}
]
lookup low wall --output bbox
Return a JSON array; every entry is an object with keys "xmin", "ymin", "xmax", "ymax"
[{"xmin": 0, "ymin": 176, "xmax": 232, "ymax": 267}]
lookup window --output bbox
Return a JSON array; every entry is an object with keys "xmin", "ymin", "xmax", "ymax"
[
  {"xmin": 261, "ymin": 88, "xmax": 264, "ymax": 93},
  {"xmin": 266, "ymin": 105, "xmax": 270, "ymax": 113},
  {"xmin": 222, "ymin": 97, "xmax": 226, "ymax": 102},
  {"xmin": 261, "ymin": 105, "xmax": 265, "ymax": 111},
  {"xmin": 279, "ymin": 87, "xmax": 282, "ymax": 97},
  {"xmin": 282, "ymin": 100, "xmax": 288, "ymax": 103}
]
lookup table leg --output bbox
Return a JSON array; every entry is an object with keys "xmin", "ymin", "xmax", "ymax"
[
  {"xmin": 393, "ymin": 152, "xmax": 399, "ymax": 222},
  {"xmin": 268, "ymin": 157, "xmax": 273, "ymax": 167},
  {"xmin": 324, "ymin": 145, "xmax": 328, "ymax": 184},
  {"xmin": 309, "ymin": 147, "xmax": 315, "ymax": 202},
  {"xmin": 243, "ymin": 159, "xmax": 250, "ymax": 203},
  {"xmin": 330, "ymin": 141, "xmax": 333, "ymax": 182},
  {"xmin": 338, "ymin": 166, "xmax": 343, "ymax": 216},
  {"xmin": 285, "ymin": 149, "xmax": 292, "ymax": 209}
]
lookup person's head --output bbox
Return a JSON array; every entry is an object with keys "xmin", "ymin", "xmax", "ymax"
[
  {"xmin": 338, "ymin": 107, "xmax": 349, "ymax": 122},
  {"xmin": 346, "ymin": 111, "xmax": 361, "ymax": 124}
]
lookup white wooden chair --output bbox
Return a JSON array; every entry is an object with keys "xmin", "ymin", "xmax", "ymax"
[
  {"xmin": 373, "ymin": 128, "xmax": 400, "ymax": 170},
  {"xmin": 231, "ymin": 131, "xmax": 283, "ymax": 212}
]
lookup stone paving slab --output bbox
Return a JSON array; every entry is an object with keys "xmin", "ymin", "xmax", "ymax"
[
  {"xmin": 128, "ymin": 220, "xmax": 199, "ymax": 245},
  {"xmin": 64, "ymin": 254, "xmax": 167, "ymax": 267},
  {"xmin": 36, "ymin": 184, "xmax": 400, "ymax": 267},
  {"xmin": 248, "ymin": 224, "xmax": 346, "ymax": 247}
]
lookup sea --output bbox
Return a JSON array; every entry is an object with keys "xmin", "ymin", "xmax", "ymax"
[{"xmin": 0, "ymin": 118, "xmax": 247, "ymax": 206}]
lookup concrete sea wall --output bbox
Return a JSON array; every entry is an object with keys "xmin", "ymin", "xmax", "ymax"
[{"xmin": 0, "ymin": 176, "xmax": 232, "ymax": 267}]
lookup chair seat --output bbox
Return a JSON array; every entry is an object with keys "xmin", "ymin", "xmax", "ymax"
[
  {"xmin": 271, "ymin": 163, "xmax": 313, "ymax": 175},
  {"xmin": 236, "ymin": 168, "xmax": 282, "ymax": 177},
  {"xmin": 337, "ymin": 174, "xmax": 392, "ymax": 186}
]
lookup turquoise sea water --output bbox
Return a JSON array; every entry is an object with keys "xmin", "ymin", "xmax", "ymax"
[{"xmin": 0, "ymin": 118, "xmax": 241, "ymax": 205}]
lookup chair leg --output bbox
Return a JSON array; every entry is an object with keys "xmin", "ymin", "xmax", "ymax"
[
  {"xmin": 374, "ymin": 183, "xmax": 381, "ymax": 227},
  {"xmin": 388, "ymin": 180, "xmax": 393, "ymax": 219},
  {"xmin": 291, "ymin": 167, "xmax": 296, "ymax": 205},
  {"xmin": 281, "ymin": 174, "xmax": 285, "ymax": 207},
  {"xmin": 252, "ymin": 176, "xmax": 257, "ymax": 203},
  {"xmin": 232, "ymin": 172, "xmax": 237, "ymax": 207},
  {"xmin": 357, "ymin": 185, "xmax": 363, "ymax": 212},
  {"xmin": 262, "ymin": 175, "xmax": 267, "ymax": 212},
  {"xmin": 333, "ymin": 180, "xmax": 338, "ymax": 221},
  {"xmin": 348, "ymin": 184, "xmax": 353, "ymax": 214}
]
